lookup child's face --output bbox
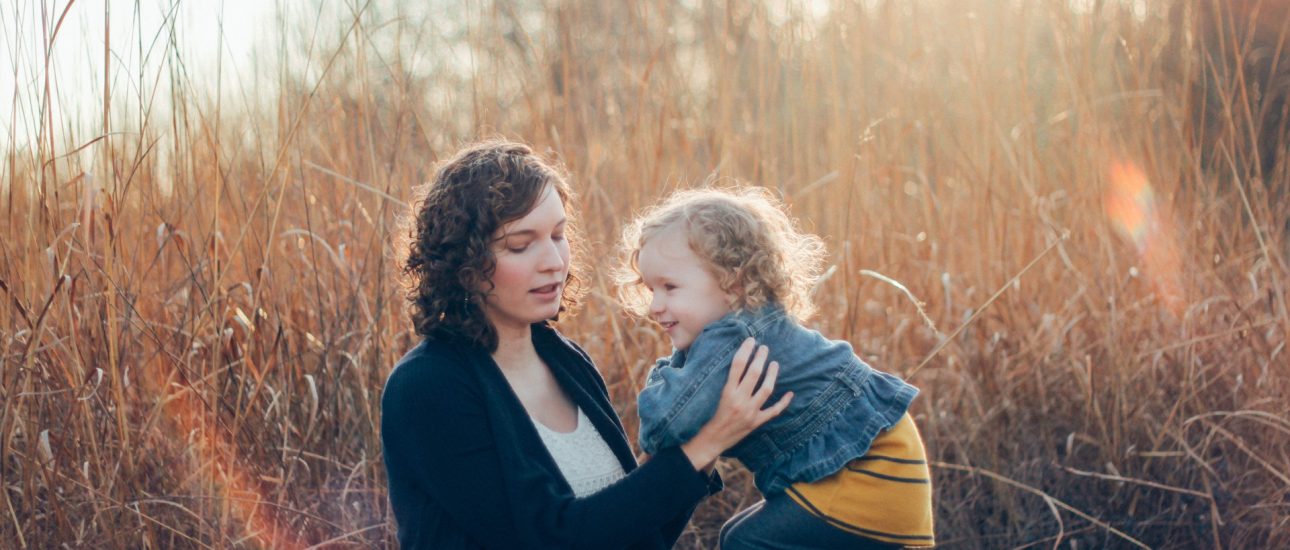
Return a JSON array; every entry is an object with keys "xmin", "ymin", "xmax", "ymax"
[{"xmin": 636, "ymin": 224, "xmax": 735, "ymax": 351}]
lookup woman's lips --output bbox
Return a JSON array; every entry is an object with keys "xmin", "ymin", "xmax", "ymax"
[{"xmin": 530, "ymin": 283, "xmax": 560, "ymax": 297}]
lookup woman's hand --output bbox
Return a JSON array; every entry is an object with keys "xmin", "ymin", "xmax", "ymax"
[{"xmin": 680, "ymin": 338, "xmax": 793, "ymax": 472}]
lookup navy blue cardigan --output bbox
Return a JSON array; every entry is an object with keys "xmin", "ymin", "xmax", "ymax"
[{"xmin": 381, "ymin": 322, "xmax": 719, "ymax": 549}]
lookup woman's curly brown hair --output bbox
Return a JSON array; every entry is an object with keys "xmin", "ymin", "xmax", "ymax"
[
  {"xmin": 615, "ymin": 186, "xmax": 827, "ymax": 322},
  {"xmin": 397, "ymin": 139, "xmax": 584, "ymax": 351}
]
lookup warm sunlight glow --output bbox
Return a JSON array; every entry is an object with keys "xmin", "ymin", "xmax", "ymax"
[
  {"xmin": 148, "ymin": 341, "xmax": 307, "ymax": 549},
  {"xmin": 1104, "ymin": 161, "xmax": 1185, "ymax": 314}
]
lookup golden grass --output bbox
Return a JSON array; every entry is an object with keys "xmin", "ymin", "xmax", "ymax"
[{"xmin": 2, "ymin": 0, "xmax": 1287, "ymax": 548}]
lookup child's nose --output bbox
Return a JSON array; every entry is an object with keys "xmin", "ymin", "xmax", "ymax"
[{"xmin": 648, "ymin": 293, "xmax": 665, "ymax": 315}]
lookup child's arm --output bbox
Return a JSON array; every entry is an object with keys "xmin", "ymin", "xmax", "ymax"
[{"xmin": 637, "ymin": 319, "xmax": 753, "ymax": 455}]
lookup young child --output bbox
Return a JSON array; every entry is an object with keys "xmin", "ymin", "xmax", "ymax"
[{"xmin": 617, "ymin": 187, "xmax": 935, "ymax": 549}]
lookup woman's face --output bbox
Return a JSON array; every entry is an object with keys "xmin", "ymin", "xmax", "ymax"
[{"xmin": 483, "ymin": 185, "xmax": 571, "ymax": 335}]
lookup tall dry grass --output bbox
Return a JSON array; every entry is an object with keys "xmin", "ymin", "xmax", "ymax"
[{"xmin": 2, "ymin": 0, "xmax": 1287, "ymax": 548}]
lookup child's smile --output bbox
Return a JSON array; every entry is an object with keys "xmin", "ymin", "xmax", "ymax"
[{"xmin": 635, "ymin": 224, "xmax": 735, "ymax": 350}]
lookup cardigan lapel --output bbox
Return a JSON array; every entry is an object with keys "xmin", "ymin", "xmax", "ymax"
[
  {"xmin": 457, "ymin": 336, "xmax": 590, "ymax": 511},
  {"xmin": 460, "ymin": 324, "xmax": 640, "ymax": 489},
  {"xmin": 532, "ymin": 324, "xmax": 640, "ymax": 474}
]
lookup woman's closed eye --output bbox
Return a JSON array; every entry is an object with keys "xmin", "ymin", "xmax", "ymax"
[
  {"xmin": 505, "ymin": 233, "xmax": 563, "ymax": 254},
  {"xmin": 505, "ymin": 240, "xmax": 531, "ymax": 253}
]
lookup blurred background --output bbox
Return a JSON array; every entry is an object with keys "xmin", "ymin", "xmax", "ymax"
[{"xmin": 2, "ymin": 0, "xmax": 1287, "ymax": 547}]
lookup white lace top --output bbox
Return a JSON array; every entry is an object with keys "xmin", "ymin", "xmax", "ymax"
[{"xmin": 530, "ymin": 407, "xmax": 627, "ymax": 497}]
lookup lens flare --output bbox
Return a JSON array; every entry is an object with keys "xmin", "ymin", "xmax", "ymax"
[
  {"xmin": 1103, "ymin": 161, "xmax": 1184, "ymax": 314},
  {"xmin": 166, "ymin": 390, "xmax": 307, "ymax": 550},
  {"xmin": 145, "ymin": 328, "xmax": 309, "ymax": 549}
]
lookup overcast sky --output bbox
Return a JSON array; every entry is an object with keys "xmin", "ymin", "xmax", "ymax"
[{"xmin": 2, "ymin": 0, "xmax": 272, "ymax": 149}]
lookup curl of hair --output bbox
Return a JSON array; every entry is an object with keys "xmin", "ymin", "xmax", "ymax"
[
  {"xmin": 396, "ymin": 139, "xmax": 584, "ymax": 351},
  {"xmin": 615, "ymin": 186, "xmax": 828, "ymax": 322}
]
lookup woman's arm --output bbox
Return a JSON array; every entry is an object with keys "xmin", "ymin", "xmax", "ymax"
[{"xmin": 383, "ymin": 356, "xmax": 719, "ymax": 549}]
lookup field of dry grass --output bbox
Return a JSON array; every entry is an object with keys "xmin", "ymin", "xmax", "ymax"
[{"xmin": 3, "ymin": 0, "xmax": 1287, "ymax": 548}]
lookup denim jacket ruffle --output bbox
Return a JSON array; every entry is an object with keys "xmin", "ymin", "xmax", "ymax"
[{"xmin": 637, "ymin": 304, "xmax": 918, "ymax": 495}]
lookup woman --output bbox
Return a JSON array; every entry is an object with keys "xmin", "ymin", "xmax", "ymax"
[{"xmin": 381, "ymin": 139, "xmax": 792, "ymax": 549}]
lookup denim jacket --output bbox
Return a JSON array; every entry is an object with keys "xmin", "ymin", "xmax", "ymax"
[{"xmin": 637, "ymin": 303, "xmax": 918, "ymax": 495}]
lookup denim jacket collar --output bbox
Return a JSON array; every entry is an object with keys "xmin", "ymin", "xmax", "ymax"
[{"xmin": 672, "ymin": 303, "xmax": 787, "ymax": 366}]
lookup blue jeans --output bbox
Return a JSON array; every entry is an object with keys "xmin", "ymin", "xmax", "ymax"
[{"xmin": 718, "ymin": 494, "xmax": 905, "ymax": 550}]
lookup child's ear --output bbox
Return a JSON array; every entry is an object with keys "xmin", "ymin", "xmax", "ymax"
[
  {"xmin": 716, "ymin": 270, "xmax": 742, "ymax": 309},
  {"xmin": 722, "ymin": 288, "xmax": 741, "ymax": 309}
]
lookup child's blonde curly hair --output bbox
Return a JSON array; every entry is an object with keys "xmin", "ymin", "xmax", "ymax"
[{"xmin": 616, "ymin": 186, "xmax": 828, "ymax": 322}]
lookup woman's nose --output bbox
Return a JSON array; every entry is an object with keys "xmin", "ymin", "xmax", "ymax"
[{"xmin": 536, "ymin": 239, "xmax": 565, "ymax": 271}]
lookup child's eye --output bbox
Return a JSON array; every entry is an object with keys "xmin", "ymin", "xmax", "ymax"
[
  {"xmin": 553, "ymin": 233, "xmax": 565, "ymax": 241},
  {"xmin": 663, "ymin": 284, "xmax": 677, "ymax": 291}
]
